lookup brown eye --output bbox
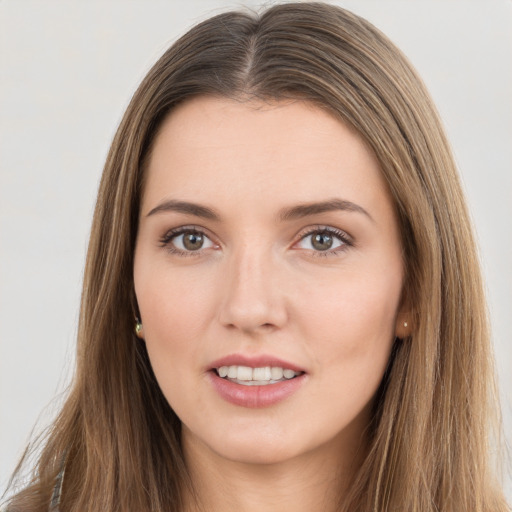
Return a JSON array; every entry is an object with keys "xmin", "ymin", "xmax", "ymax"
[
  {"xmin": 163, "ymin": 229, "xmax": 215, "ymax": 254},
  {"xmin": 295, "ymin": 227, "xmax": 349, "ymax": 255},
  {"xmin": 182, "ymin": 232, "xmax": 204, "ymax": 251},
  {"xmin": 311, "ymin": 232, "xmax": 333, "ymax": 251}
]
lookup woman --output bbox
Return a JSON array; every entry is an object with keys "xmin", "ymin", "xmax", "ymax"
[{"xmin": 3, "ymin": 2, "xmax": 509, "ymax": 511}]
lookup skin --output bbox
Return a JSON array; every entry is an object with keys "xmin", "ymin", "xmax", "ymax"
[{"xmin": 134, "ymin": 96, "xmax": 410, "ymax": 512}]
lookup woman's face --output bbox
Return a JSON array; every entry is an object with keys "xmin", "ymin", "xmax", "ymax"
[{"xmin": 134, "ymin": 96, "xmax": 408, "ymax": 466}]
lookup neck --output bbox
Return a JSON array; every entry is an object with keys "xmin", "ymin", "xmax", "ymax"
[{"xmin": 181, "ymin": 427, "xmax": 366, "ymax": 512}]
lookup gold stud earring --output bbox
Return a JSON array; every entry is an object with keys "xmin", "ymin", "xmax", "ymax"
[{"xmin": 135, "ymin": 320, "xmax": 143, "ymax": 337}]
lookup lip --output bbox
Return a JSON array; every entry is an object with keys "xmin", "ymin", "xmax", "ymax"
[
  {"xmin": 208, "ymin": 371, "xmax": 306, "ymax": 408},
  {"xmin": 207, "ymin": 353, "xmax": 307, "ymax": 408}
]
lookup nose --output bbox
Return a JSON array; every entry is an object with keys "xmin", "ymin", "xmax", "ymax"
[{"xmin": 218, "ymin": 245, "xmax": 288, "ymax": 334}]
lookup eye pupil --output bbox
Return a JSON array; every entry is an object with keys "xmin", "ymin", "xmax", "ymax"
[
  {"xmin": 183, "ymin": 232, "xmax": 203, "ymax": 250},
  {"xmin": 312, "ymin": 232, "xmax": 333, "ymax": 251}
]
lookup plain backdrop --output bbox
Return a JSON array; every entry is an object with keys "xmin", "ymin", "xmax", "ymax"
[{"xmin": 1, "ymin": 0, "xmax": 511, "ymax": 500}]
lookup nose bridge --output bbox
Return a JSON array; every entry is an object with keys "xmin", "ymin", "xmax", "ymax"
[{"xmin": 219, "ymin": 238, "xmax": 287, "ymax": 332}]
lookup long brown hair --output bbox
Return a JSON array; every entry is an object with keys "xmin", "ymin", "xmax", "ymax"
[{"xmin": 4, "ymin": 3, "xmax": 508, "ymax": 511}]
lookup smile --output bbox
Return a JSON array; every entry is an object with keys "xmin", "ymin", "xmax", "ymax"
[{"xmin": 216, "ymin": 365, "xmax": 303, "ymax": 386}]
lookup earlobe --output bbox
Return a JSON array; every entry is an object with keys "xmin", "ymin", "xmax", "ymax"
[
  {"xmin": 135, "ymin": 319, "xmax": 145, "ymax": 339},
  {"xmin": 395, "ymin": 285, "xmax": 412, "ymax": 339},
  {"xmin": 395, "ymin": 314, "xmax": 412, "ymax": 339},
  {"xmin": 131, "ymin": 289, "xmax": 145, "ymax": 339}
]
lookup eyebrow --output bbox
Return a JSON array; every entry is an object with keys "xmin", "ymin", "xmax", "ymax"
[
  {"xmin": 146, "ymin": 198, "xmax": 373, "ymax": 223},
  {"xmin": 277, "ymin": 199, "xmax": 373, "ymax": 223},
  {"xmin": 146, "ymin": 200, "xmax": 219, "ymax": 220}
]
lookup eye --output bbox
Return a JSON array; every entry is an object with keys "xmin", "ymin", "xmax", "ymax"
[
  {"xmin": 160, "ymin": 227, "xmax": 216, "ymax": 255},
  {"xmin": 295, "ymin": 226, "xmax": 351, "ymax": 255}
]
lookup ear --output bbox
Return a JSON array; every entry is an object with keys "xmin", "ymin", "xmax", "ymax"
[
  {"xmin": 131, "ymin": 287, "xmax": 145, "ymax": 339},
  {"xmin": 394, "ymin": 287, "xmax": 412, "ymax": 339},
  {"xmin": 135, "ymin": 319, "xmax": 145, "ymax": 340},
  {"xmin": 394, "ymin": 310, "xmax": 412, "ymax": 339}
]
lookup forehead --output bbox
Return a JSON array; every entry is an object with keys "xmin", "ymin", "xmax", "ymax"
[{"xmin": 142, "ymin": 95, "xmax": 391, "ymax": 218}]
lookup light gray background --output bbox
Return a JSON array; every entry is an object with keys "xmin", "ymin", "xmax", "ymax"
[{"xmin": 1, "ymin": 0, "xmax": 511, "ymax": 500}]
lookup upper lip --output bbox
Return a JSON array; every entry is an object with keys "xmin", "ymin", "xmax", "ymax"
[{"xmin": 208, "ymin": 354, "xmax": 306, "ymax": 373}]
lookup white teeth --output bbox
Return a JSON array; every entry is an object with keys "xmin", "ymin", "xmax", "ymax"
[
  {"xmin": 253, "ymin": 366, "xmax": 271, "ymax": 380},
  {"xmin": 237, "ymin": 366, "xmax": 253, "ymax": 381},
  {"xmin": 283, "ymin": 369, "xmax": 296, "ymax": 379},
  {"xmin": 271, "ymin": 367, "xmax": 284, "ymax": 380},
  {"xmin": 215, "ymin": 365, "xmax": 301, "ymax": 384}
]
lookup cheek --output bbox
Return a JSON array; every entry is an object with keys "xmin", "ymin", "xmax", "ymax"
[
  {"xmin": 293, "ymin": 270, "xmax": 400, "ymax": 433},
  {"xmin": 297, "ymin": 266, "xmax": 401, "ymax": 375},
  {"xmin": 134, "ymin": 262, "xmax": 218, "ymax": 400},
  {"xmin": 136, "ymin": 262, "xmax": 216, "ymax": 342}
]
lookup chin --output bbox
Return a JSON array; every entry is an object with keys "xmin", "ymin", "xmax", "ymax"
[
  {"xmin": 214, "ymin": 440, "xmax": 304, "ymax": 466},
  {"xmin": 182, "ymin": 417, "xmax": 310, "ymax": 466}
]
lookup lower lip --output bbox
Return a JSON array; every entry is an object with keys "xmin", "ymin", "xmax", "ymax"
[{"xmin": 208, "ymin": 371, "xmax": 306, "ymax": 408}]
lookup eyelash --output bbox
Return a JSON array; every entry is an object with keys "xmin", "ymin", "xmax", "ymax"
[
  {"xmin": 159, "ymin": 225, "xmax": 212, "ymax": 258},
  {"xmin": 298, "ymin": 226, "xmax": 352, "ymax": 257},
  {"xmin": 159, "ymin": 225, "xmax": 353, "ymax": 258}
]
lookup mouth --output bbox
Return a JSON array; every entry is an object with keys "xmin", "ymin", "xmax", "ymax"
[
  {"xmin": 207, "ymin": 355, "xmax": 307, "ymax": 407},
  {"xmin": 213, "ymin": 365, "xmax": 305, "ymax": 386}
]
